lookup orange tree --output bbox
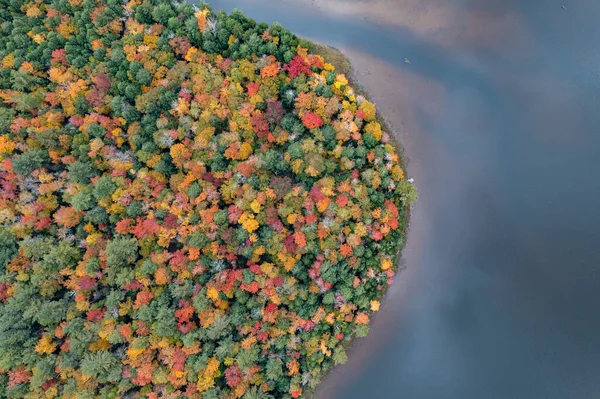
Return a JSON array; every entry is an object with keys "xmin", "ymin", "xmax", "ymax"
[{"xmin": 0, "ymin": 1, "xmax": 416, "ymax": 398}]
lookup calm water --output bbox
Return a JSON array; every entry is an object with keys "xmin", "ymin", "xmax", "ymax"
[{"xmin": 205, "ymin": 1, "xmax": 600, "ymax": 398}]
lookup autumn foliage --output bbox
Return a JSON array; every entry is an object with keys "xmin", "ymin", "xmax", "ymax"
[{"xmin": 0, "ymin": 1, "xmax": 416, "ymax": 398}]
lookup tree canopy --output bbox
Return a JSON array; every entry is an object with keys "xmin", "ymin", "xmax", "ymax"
[{"xmin": 0, "ymin": 0, "xmax": 416, "ymax": 397}]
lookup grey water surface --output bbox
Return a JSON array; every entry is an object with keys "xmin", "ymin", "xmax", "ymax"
[{"xmin": 204, "ymin": 1, "xmax": 600, "ymax": 398}]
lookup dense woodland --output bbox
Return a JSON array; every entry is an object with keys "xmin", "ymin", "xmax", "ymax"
[{"xmin": 0, "ymin": 0, "xmax": 416, "ymax": 397}]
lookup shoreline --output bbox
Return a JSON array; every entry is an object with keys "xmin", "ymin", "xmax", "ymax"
[{"xmin": 303, "ymin": 39, "xmax": 415, "ymax": 399}]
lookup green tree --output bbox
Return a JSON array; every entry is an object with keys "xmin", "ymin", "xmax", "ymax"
[
  {"xmin": 332, "ymin": 346, "xmax": 348, "ymax": 366},
  {"xmin": 265, "ymin": 358, "xmax": 283, "ymax": 381},
  {"xmin": 93, "ymin": 176, "xmax": 117, "ymax": 200},
  {"xmin": 0, "ymin": 229, "xmax": 17, "ymax": 271},
  {"xmin": 12, "ymin": 148, "xmax": 49, "ymax": 176},
  {"xmin": 71, "ymin": 190, "xmax": 96, "ymax": 211},
  {"xmin": 80, "ymin": 351, "xmax": 122, "ymax": 383},
  {"xmin": 68, "ymin": 160, "xmax": 97, "ymax": 184},
  {"xmin": 396, "ymin": 179, "xmax": 419, "ymax": 205},
  {"xmin": 105, "ymin": 237, "xmax": 138, "ymax": 269}
]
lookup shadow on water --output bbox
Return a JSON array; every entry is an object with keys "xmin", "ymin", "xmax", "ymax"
[{"xmin": 204, "ymin": 1, "xmax": 600, "ymax": 398}]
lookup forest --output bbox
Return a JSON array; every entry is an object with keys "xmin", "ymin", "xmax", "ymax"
[{"xmin": 0, "ymin": 0, "xmax": 416, "ymax": 397}]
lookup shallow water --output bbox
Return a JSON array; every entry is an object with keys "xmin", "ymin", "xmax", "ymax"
[{"xmin": 205, "ymin": 1, "xmax": 600, "ymax": 398}]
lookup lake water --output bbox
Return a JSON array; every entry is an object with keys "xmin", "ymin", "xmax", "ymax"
[{"xmin": 203, "ymin": 1, "xmax": 600, "ymax": 397}]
